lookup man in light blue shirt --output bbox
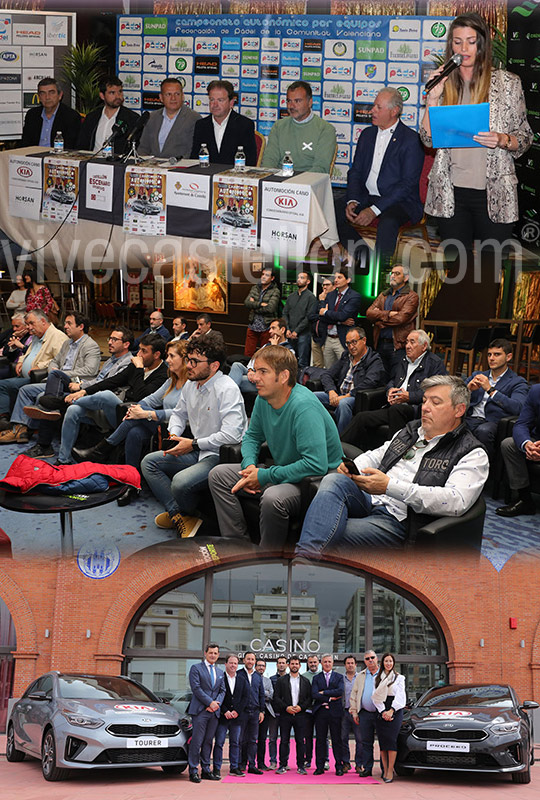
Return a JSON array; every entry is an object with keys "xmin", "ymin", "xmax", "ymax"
[
  {"xmin": 142, "ymin": 331, "xmax": 247, "ymax": 538},
  {"xmin": 138, "ymin": 78, "xmax": 200, "ymax": 159},
  {"xmin": 349, "ymin": 650, "xmax": 379, "ymax": 777}
]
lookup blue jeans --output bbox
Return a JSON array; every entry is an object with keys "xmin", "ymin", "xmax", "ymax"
[
  {"xmin": 59, "ymin": 391, "xmax": 121, "ymax": 464},
  {"xmin": 11, "ymin": 382, "xmax": 46, "ymax": 424},
  {"xmin": 0, "ymin": 376, "xmax": 29, "ymax": 415},
  {"xmin": 141, "ymin": 450, "xmax": 219, "ymax": 517},
  {"xmin": 342, "ymin": 710, "xmax": 363, "ymax": 765},
  {"xmin": 292, "ymin": 331, "xmax": 312, "ymax": 371},
  {"xmin": 229, "ymin": 362, "xmax": 257, "ymax": 394},
  {"xmin": 313, "ymin": 391, "xmax": 355, "ymax": 432},
  {"xmin": 107, "ymin": 417, "xmax": 159, "ymax": 468},
  {"xmin": 214, "ymin": 717, "xmax": 243, "ymax": 770},
  {"xmin": 295, "ymin": 472, "xmax": 407, "ymax": 558}
]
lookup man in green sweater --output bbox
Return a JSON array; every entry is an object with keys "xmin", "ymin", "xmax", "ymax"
[
  {"xmin": 261, "ymin": 81, "xmax": 337, "ymax": 174},
  {"xmin": 208, "ymin": 346, "xmax": 343, "ymax": 549}
]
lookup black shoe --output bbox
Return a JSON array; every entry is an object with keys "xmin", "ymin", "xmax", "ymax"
[
  {"xmin": 212, "ymin": 769, "xmax": 221, "ymax": 779},
  {"xmin": 343, "ymin": 762, "xmax": 351, "ymax": 772},
  {"xmin": 297, "ymin": 767, "xmax": 307, "ymax": 775},
  {"xmin": 117, "ymin": 486, "xmax": 140, "ymax": 506},
  {"xmin": 495, "ymin": 499, "xmax": 536, "ymax": 517},
  {"xmin": 313, "ymin": 768, "xmax": 324, "ymax": 775},
  {"xmin": 258, "ymin": 764, "xmax": 271, "ymax": 771},
  {"xmin": 73, "ymin": 438, "xmax": 115, "ymax": 463},
  {"xmin": 229, "ymin": 767, "xmax": 245, "ymax": 776},
  {"xmin": 275, "ymin": 767, "xmax": 287, "ymax": 775},
  {"xmin": 0, "ymin": 417, "xmax": 10, "ymax": 431},
  {"xmin": 247, "ymin": 766, "xmax": 263, "ymax": 775},
  {"xmin": 357, "ymin": 767, "xmax": 372, "ymax": 777},
  {"xmin": 336, "ymin": 768, "xmax": 344, "ymax": 776},
  {"xmin": 189, "ymin": 772, "xmax": 201, "ymax": 783},
  {"xmin": 23, "ymin": 443, "xmax": 55, "ymax": 459},
  {"xmin": 201, "ymin": 770, "xmax": 219, "ymax": 780},
  {"xmin": 39, "ymin": 394, "xmax": 66, "ymax": 411}
]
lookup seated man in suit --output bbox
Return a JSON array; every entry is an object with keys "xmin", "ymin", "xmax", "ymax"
[
  {"xmin": 273, "ymin": 655, "xmax": 312, "ymax": 775},
  {"xmin": 191, "ymin": 80, "xmax": 257, "ymax": 165},
  {"xmin": 77, "ymin": 75, "xmax": 139, "ymax": 156},
  {"xmin": 465, "ymin": 338, "xmax": 528, "ymax": 458},
  {"xmin": 336, "ymin": 87, "xmax": 424, "ymax": 268},
  {"xmin": 131, "ymin": 309, "xmax": 171, "ymax": 352},
  {"xmin": 21, "ymin": 77, "xmax": 81, "ymax": 149},
  {"xmin": 295, "ymin": 375, "xmax": 489, "ymax": 557},
  {"xmin": 315, "ymin": 267, "xmax": 362, "ymax": 368},
  {"xmin": 213, "ymin": 653, "xmax": 250, "ymax": 777},
  {"xmin": 312, "ymin": 654, "xmax": 345, "ymax": 776},
  {"xmin": 340, "ymin": 329, "xmax": 447, "ymax": 449},
  {"xmin": 187, "ymin": 643, "xmax": 225, "ymax": 783},
  {"xmin": 138, "ymin": 77, "xmax": 200, "ymax": 159},
  {"xmin": 496, "ymin": 384, "xmax": 540, "ymax": 517},
  {"xmin": 261, "ymin": 81, "xmax": 337, "ymax": 174},
  {"xmin": 313, "ymin": 326, "xmax": 386, "ymax": 433}
]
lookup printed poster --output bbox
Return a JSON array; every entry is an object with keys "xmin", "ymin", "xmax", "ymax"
[
  {"xmin": 123, "ymin": 165, "xmax": 167, "ymax": 235},
  {"xmin": 86, "ymin": 162, "xmax": 114, "ymax": 213},
  {"xmin": 9, "ymin": 152, "xmax": 42, "ymax": 219},
  {"xmin": 212, "ymin": 169, "xmax": 265, "ymax": 250},
  {"xmin": 41, "ymin": 155, "xmax": 79, "ymax": 223}
]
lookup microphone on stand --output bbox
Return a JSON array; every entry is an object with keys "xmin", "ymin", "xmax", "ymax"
[
  {"xmin": 126, "ymin": 111, "xmax": 150, "ymax": 145},
  {"xmin": 103, "ymin": 119, "xmax": 128, "ymax": 148},
  {"xmin": 424, "ymin": 53, "xmax": 463, "ymax": 94}
]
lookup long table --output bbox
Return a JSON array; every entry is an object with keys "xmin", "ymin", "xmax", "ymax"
[{"xmin": 0, "ymin": 148, "xmax": 338, "ymax": 270}]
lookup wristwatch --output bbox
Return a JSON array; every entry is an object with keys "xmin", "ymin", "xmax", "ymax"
[{"xmin": 191, "ymin": 439, "xmax": 199, "ymax": 452}]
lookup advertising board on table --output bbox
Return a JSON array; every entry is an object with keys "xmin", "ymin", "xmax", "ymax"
[
  {"xmin": 123, "ymin": 165, "xmax": 167, "ymax": 236},
  {"xmin": 41, "ymin": 155, "xmax": 79, "ymax": 224}
]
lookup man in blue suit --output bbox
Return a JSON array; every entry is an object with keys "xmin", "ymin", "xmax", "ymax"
[
  {"xmin": 187, "ymin": 643, "xmax": 225, "ymax": 782},
  {"xmin": 496, "ymin": 383, "xmax": 540, "ymax": 517},
  {"xmin": 238, "ymin": 651, "xmax": 266, "ymax": 774},
  {"xmin": 212, "ymin": 653, "xmax": 250, "ymax": 777},
  {"xmin": 312, "ymin": 653, "xmax": 345, "ymax": 775},
  {"xmin": 313, "ymin": 268, "xmax": 362, "ymax": 368},
  {"xmin": 465, "ymin": 339, "xmax": 529, "ymax": 457},
  {"xmin": 336, "ymin": 87, "xmax": 424, "ymax": 268}
]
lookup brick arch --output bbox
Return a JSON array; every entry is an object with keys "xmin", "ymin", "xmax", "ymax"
[
  {"xmin": 528, "ymin": 615, "xmax": 540, "ymax": 699},
  {"xmin": 95, "ymin": 552, "xmax": 465, "ymax": 670},
  {"xmin": 0, "ymin": 571, "xmax": 38, "ymax": 654}
]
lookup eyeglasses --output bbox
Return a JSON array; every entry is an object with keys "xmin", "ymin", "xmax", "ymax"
[
  {"xmin": 346, "ymin": 338, "xmax": 362, "ymax": 346},
  {"xmin": 402, "ymin": 439, "xmax": 429, "ymax": 461},
  {"xmin": 108, "ymin": 336, "xmax": 123, "ymax": 342},
  {"xmin": 365, "ymin": 656, "xmax": 376, "ymax": 661},
  {"xmin": 187, "ymin": 357, "xmax": 209, "ymax": 366}
]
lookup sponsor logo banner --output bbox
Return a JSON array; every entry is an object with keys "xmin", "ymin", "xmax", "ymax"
[
  {"xmin": 0, "ymin": 46, "xmax": 20, "ymax": 71},
  {"xmin": 118, "ymin": 55, "xmax": 142, "ymax": 71},
  {"xmin": 13, "ymin": 24, "xmax": 44, "ymax": 44},
  {"xmin": 388, "ymin": 62, "xmax": 420, "ymax": 82},
  {"xmin": 323, "ymin": 81, "xmax": 353, "ymax": 101},
  {"xmin": 325, "ymin": 40, "xmax": 355, "ymax": 59},
  {"xmin": 119, "ymin": 72, "xmax": 142, "ymax": 91},
  {"xmin": 142, "ymin": 73, "xmax": 162, "ymax": 91},
  {"xmin": 169, "ymin": 36, "xmax": 193, "ymax": 53},
  {"xmin": 144, "ymin": 17, "xmax": 168, "ymax": 36},
  {"xmin": 86, "ymin": 163, "xmax": 115, "ymax": 213},
  {"xmin": 0, "ymin": 15, "xmax": 12, "ymax": 45},
  {"xmin": 119, "ymin": 17, "xmax": 143, "ymax": 34},
  {"xmin": 123, "ymin": 91, "xmax": 141, "ymax": 108},
  {"xmin": 169, "ymin": 55, "xmax": 193, "ymax": 73},
  {"xmin": 166, "ymin": 170, "xmax": 210, "ymax": 210},
  {"xmin": 144, "ymin": 36, "xmax": 167, "ymax": 52},
  {"xmin": 195, "ymin": 37, "xmax": 220, "ymax": 54},
  {"xmin": 324, "ymin": 60, "xmax": 354, "ymax": 79},
  {"xmin": 119, "ymin": 36, "xmax": 143, "ymax": 53},
  {"xmin": 194, "ymin": 56, "xmax": 220, "ymax": 75},
  {"xmin": 9, "ymin": 154, "xmax": 42, "ymax": 188},
  {"xmin": 262, "ymin": 181, "xmax": 311, "ymax": 223},
  {"xmin": 143, "ymin": 54, "xmax": 167, "ymax": 72},
  {"xmin": 388, "ymin": 19, "xmax": 421, "ymax": 40}
]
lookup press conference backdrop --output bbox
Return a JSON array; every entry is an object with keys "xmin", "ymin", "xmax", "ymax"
[
  {"xmin": 0, "ymin": 11, "xmax": 76, "ymax": 140},
  {"xmin": 115, "ymin": 13, "xmax": 452, "ymax": 185}
]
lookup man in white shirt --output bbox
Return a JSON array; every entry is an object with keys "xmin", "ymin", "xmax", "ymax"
[
  {"xmin": 141, "ymin": 331, "xmax": 247, "ymax": 538},
  {"xmin": 349, "ymin": 650, "xmax": 380, "ymax": 777},
  {"xmin": 190, "ymin": 80, "xmax": 257, "ymax": 165},
  {"xmin": 273, "ymin": 656, "xmax": 312, "ymax": 775},
  {"xmin": 337, "ymin": 87, "xmax": 424, "ymax": 267},
  {"xmin": 213, "ymin": 653, "xmax": 249, "ymax": 777},
  {"xmin": 296, "ymin": 375, "xmax": 489, "ymax": 555},
  {"xmin": 77, "ymin": 76, "xmax": 139, "ymax": 156}
]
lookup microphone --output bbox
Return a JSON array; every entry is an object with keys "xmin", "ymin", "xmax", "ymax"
[
  {"xmin": 424, "ymin": 53, "xmax": 463, "ymax": 94},
  {"xmin": 103, "ymin": 119, "xmax": 128, "ymax": 147},
  {"xmin": 126, "ymin": 111, "xmax": 150, "ymax": 144}
]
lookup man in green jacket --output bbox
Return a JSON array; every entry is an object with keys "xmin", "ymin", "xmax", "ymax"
[
  {"xmin": 208, "ymin": 346, "xmax": 343, "ymax": 549},
  {"xmin": 244, "ymin": 267, "xmax": 282, "ymax": 357}
]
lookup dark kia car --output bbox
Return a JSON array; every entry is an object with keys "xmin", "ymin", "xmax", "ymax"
[
  {"xmin": 7, "ymin": 672, "xmax": 191, "ymax": 781},
  {"xmin": 397, "ymin": 683, "xmax": 537, "ymax": 784}
]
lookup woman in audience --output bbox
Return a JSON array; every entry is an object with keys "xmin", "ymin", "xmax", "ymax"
[
  {"xmin": 372, "ymin": 652, "xmax": 406, "ymax": 783},
  {"xmin": 6, "ymin": 275, "xmax": 27, "ymax": 313},
  {"xmin": 82, "ymin": 340, "xmax": 188, "ymax": 505},
  {"xmin": 23, "ymin": 268, "xmax": 56, "ymax": 318}
]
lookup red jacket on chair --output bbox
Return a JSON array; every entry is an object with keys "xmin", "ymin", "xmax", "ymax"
[{"xmin": 0, "ymin": 456, "xmax": 141, "ymax": 494}]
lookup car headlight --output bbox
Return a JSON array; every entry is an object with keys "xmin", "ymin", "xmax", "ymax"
[
  {"xmin": 62, "ymin": 713, "xmax": 104, "ymax": 729},
  {"xmin": 490, "ymin": 721, "xmax": 520, "ymax": 735}
]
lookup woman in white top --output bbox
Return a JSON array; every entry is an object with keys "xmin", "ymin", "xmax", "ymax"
[
  {"xmin": 372, "ymin": 652, "xmax": 406, "ymax": 783},
  {"xmin": 5, "ymin": 275, "xmax": 27, "ymax": 313}
]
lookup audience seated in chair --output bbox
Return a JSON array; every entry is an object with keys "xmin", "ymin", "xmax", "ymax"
[
  {"xmin": 295, "ymin": 375, "xmax": 489, "ymax": 558},
  {"xmin": 229, "ymin": 318, "xmax": 294, "ymax": 394}
]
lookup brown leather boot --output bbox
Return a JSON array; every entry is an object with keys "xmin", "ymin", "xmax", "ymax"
[{"xmin": 0, "ymin": 424, "xmax": 29, "ymax": 444}]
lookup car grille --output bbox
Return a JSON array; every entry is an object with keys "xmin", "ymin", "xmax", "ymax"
[
  {"xmin": 106, "ymin": 724, "xmax": 179, "ymax": 737},
  {"xmin": 407, "ymin": 752, "xmax": 500, "ymax": 768},
  {"xmin": 413, "ymin": 728, "xmax": 488, "ymax": 741},
  {"xmin": 94, "ymin": 746, "xmax": 187, "ymax": 765}
]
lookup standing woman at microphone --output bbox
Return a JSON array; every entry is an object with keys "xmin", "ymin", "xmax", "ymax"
[{"xmin": 420, "ymin": 13, "xmax": 532, "ymax": 251}]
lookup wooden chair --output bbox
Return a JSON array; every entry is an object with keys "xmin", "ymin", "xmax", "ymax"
[
  {"xmin": 455, "ymin": 327, "xmax": 493, "ymax": 376},
  {"xmin": 254, "ymin": 130, "xmax": 265, "ymax": 166},
  {"xmin": 519, "ymin": 324, "xmax": 540, "ymax": 382}
]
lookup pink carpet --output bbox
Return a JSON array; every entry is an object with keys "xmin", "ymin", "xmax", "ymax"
[{"xmin": 222, "ymin": 741, "xmax": 380, "ymax": 784}]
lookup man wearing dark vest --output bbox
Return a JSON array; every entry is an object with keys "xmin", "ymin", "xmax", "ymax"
[{"xmin": 295, "ymin": 375, "xmax": 489, "ymax": 556}]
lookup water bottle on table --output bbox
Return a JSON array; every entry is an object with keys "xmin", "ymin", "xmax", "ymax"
[
  {"xmin": 53, "ymin": 131, "xmax": 64, "ymax": 153},
  {"xmin": 234, "ymin": 146, "xmax": 246, "ymax": 172},
  {"xmin": 282, "ymin": 151, "xmax": 294, "ymax": 177},
  {"xmin": 199, "ymin": 143, "xmax": 209, "ymax": 168}
]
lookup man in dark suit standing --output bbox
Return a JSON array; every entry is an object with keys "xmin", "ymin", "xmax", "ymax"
[
  {"xmin": 21, "ymin": 77, "xmax": 81, "ymax": 149},
  {"xmin": 77, "ymin": 76, "xmax": 139, "ymax": 156},
  {"xmin": 190, "ymin": 80, "xmax": 257, "ymax": 165},
  {"xmin": 212, "ymin": 653, "xmax": 249, "ymax": 777},
  {"xmin": 315, "ymin": 268, "xmax": 362, "ymax": 368},
  {"xmin": 273, "ymin": 656, "xmax": 312, "ymax": 775},
  {"xmin": 238, "ymin": 651, "xmax": 265, "ymax": 774},
  {"xmin": 312, "ymin": 653, "xmax": 345, "ymax": 775},
  {"xmin": 337, "ymin": 87, "xmax": 424, "ymax": 268},
  {"xmin": 187, "ymin": 643, "xmax": 225, "ymax": 783}
]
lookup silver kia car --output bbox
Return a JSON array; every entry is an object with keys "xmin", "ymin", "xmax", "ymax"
[{"xmin": 7, "ymin": 672, "xmax": 191, "ymax": 781}]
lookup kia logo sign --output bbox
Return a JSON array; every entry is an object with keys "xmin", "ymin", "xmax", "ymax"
[
  {"xmin": 17, "ymin": 166, "xmax": 32, "ymax": 177},
  {"xmin": 275, "ymin": 195, "xmax": 297, "ymax": 208}
]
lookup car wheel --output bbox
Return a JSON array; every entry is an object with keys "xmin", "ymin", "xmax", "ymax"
[
  {"xmin": 161, "ymin": 764, "xmax": 188, "ymax": 774},
  {"xmin": 512, "ymin": 765, "xmax": 531, "ymax": 784},
  {"xmin": 41, "ymin": 730, "xmax": 69, "ymax": 781},
  {"xmin": 6, "ymin": 723, "xmax": 25, "ymax": 762},
  {"xmin": 394, "ymin": 764, "xmax": 413, "ymax": 777}
]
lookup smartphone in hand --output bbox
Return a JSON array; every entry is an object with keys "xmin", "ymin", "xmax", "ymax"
[
  {"xmin": 342, "ymin": 458, "xmax": 360, "ymax": 475},
  {"xmin": 162, "ymin": 438, "xmax": 177, "ymax": 451}
]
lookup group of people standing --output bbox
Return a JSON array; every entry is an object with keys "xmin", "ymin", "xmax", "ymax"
[{"xmin": 187, "ymin": 646, "xmax": 406, "ymax": 784}]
